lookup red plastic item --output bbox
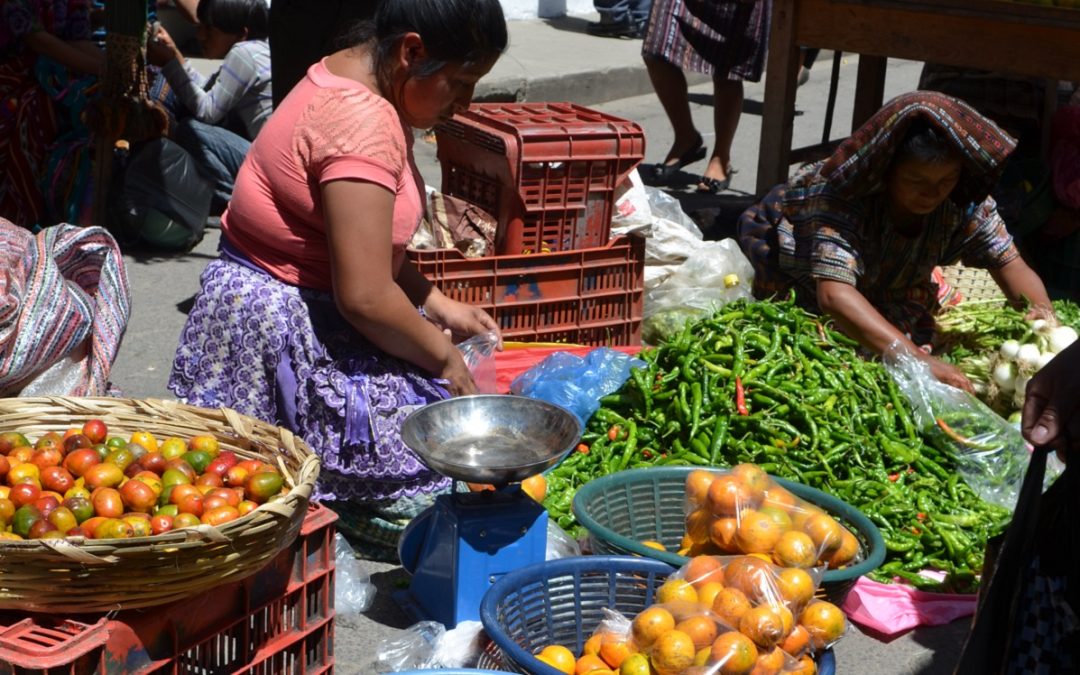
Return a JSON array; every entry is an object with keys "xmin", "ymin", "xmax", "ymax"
[
  {"xmin": 435, "ymin": 102, "xmax": 645, "ymax": 255},
  {"xmin": 0, "ymin": 503, "xmax": 336, "ymax": 675},
  {"xmin": 411, "ymin": 235, "xmax": 644, "ymax": 345}
]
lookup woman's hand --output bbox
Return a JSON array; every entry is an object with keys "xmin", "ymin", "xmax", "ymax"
[
  {"xmin": 926, "ymin": 355, "xmax": 975, "ymax": 394},
  {"xmin": 147, "ymin": 26, "xmax": 180, "ymax": 66},
  {"xmin": 424, "ymin": 292, "xmax": 503, "ymax": 348},
  {"xmin": 1022, "ymin": 340, "xmax": 1080, "ymax": 458},
  {"xmin": 437, "ymin": 345, "xmax": 478, "ymax": 397}
]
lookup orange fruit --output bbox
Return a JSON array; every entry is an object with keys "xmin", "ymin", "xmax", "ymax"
[
  {"xmin": 656, "ymin": 579, "xmax": 698, "ymax": 605},
  {"xmin": 761, "ymin": 486, "xmax": 798, "ymax": 513},
  {"xmin": 619, "ymin": 652, "xmax": 651, "ymax": 675},
  {"xmin": 723, "ymin": 557, "xmax": 775, "ymax": 604},
  {"xmin": 650, "ymin": 629, "xmax": 696, "ymax": 675},
  {"xmin": 683, "ymin": 556, "xmax": 725, "ymax": 589},
  {"xmin": 575, "ymin": 653, "xmax": 609, "ymax": 674},
  {"xmin": 823, "ymin": 529, "xmax": 859, "ymax": 569},
  {"xmin": 686, "ymin": 469, "xmax": 716, "ymax": 505},
  {"xmin": 776, "ymin": 568, "xmax": 816, "ymax": 609},
  {"xmin": 799, "ymin": 600, "xmax": 846, "ymax": 649},
  {"xmin": 521, "ymin": 474, "xmax": 547, "ymax": 502},
  {"xmin": 710, "ymin": 516, "xmax": 740, "ymax": 552},
  {"xmin": 772, "ymin": 530, "xmax": 818, "ymax": 568},
  {"xmin": 709, "ymin": 631, "xmax": 758, "ymax": 675},
  {"xmin": 631, "ymin": 606, "xmax": 675, "ymax": 648},
  {"xmin": 686, "ymin": 508, "xmax": 713, "ymax": 545},
  {"xmin": 712, "ymin": 586, "xmax": 752, "ymax": 629},
  {"xmin": 749, "ymin": 646, "xmax": 787, "ymax": 675},
  {"xmin": 708, "ymin": 475, "xmax": 760, "ymax": 516},
  {"xmin": 583, "ymin": 633, "xmax": 602, "ymax": 656},
  {"xmin": 758, "ymin": 505, "xmax": 793, "ymax": 532},
  {"xmin": 801, "ymin": 513, "xmax": 844, "ymax": 553},
  {"xmin": 536, "ymin": 644, "xmax": 576, "ymax": 674},
  {"xmin": 739, "ymin": 605, "xmax": 788, "ymax": 650},
  {"xmin": 730, "ymin": 464, "xmax": 769, "ymax": 502},
  {"xmin": 735, "ymin": 510, "xmax": 784, "ymax": 554},
  {"xmin": 779, "ymin": 624, "xmax": 811, "ymax": 657},
  {"xmin": 676, "ymin": 614, "xmax": 719, "ymax": 650},
  {"xmin": 598, "ymin": 634, "xmax": 633, "ymax": 668},
  {"xmin": 697, "ymin": 581, "xmax": 725, "ymax": 611},
  {"xmin": 789, "ymin": 654, "xmax": 817, "ymax": 675}
]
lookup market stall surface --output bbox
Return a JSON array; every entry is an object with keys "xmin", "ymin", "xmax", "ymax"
[{"xmin": 110, "ymin": 53, "xmax": 974, "ymax": 673}]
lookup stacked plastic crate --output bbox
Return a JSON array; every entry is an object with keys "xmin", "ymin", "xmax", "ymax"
[{"xmin": 415, "ymin": 103, "xmax": 646, "ymax": 346}]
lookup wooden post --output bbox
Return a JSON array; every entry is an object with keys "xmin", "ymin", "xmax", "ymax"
[
  {"xmin": 851, "ymin": 54, "xmax": 887, "ymax": 133},
  {"xmin": 756, "ymin": 0, "xmax": 801, "ymax": 195}
]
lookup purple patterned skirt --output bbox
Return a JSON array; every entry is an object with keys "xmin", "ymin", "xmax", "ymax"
[{"xmin": 169, "ymin": 243, "xmax": 450, "ymax": 503}]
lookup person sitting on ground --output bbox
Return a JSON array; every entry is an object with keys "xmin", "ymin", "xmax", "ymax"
[
  {"xmin": 168, "ymin": 0, "xmax": 507, "ymax": 561},
  {"xmin": 738, "ymin": 91, "xmax": 1054, "ymax": 392},
  {"xmin": 148, "ymin": 0, "xmax": 271, "ymax": 214}
]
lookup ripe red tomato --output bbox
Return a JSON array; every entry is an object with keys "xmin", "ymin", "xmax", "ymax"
[
  {"xmin": 40, "ymin": 466, "xmax": 75, "ymax": 494},
  {"xmin": 174, "ymin": 492, "xmax": 204, "ymax": 517},
  {"xmin": 150, "ymin": 514, "xmax": 174, "ymax": 535},
  {"xmin": 165, "ymin": 459, "xmax": 197, "ymax": 482},
  {"xmin": 64, "ymin": 448, "xmax": 101, "ymax": 477},
  {"xmin": 225, "ymin": 465, "xmax": 249, "ymax": 488},
  {"xmin": 0, "ymin": 456, "xmax": 8, "ymax": 481},
  {"xmin": 81, "ymin": 419, "xmax": 108, "ymax": 444},
  {"xmin": 28, "ymin": 518, "xmax": 58, "ymax": 539},
  {"xmin": 201, "ymin": 505, "xmax": 240, "ymax": 526},
  {"xmin": 206, "ymin": 488, "xmax": 241, "ymax": 508},
  {"xmin": 80, "ymin": 516, "xmax": 107, "ymax": 537},
  {"xmin": 131, "ymin": 471, "xmax": 163, "ymax": 496},
  {"xmin": 138, "ymin": 452, "xmax": 168, "ymax": 475},
  {"xmin": 195, "ymin": 472, "xmax": 224, "ymax": 488},
  {"xmin": 83, "ymin": 463, "xmax": 125, "ymax": 490},
  {"xmin": 66, "ymin": 525, "xmax": 93, "ymax": 538},
  {"xmin": 33, "ymin": 432, "xmax": 63, "ymax": 452},
  {"xmin": 0, "ymin": 432, "xmax": 31, "ymax": 454},
  {"xmin": 32, "ymin": 495, "xmax": 60, "ymax": 517},
  {"xmin": 30, "ymin": 448, "xmax": 63, "ymax": 470},
  {"xmin": 9, "ymin": 482, "xmax": 40, "ymax": 508},
  {"xmin": 91, "ymin": 487, "xmax": 124, "ymax": 518},
  {"xmin": 62, "ymin": 433, "xmax": 93, "ymax": 454},
  {"xmin": 119, "ymin": 479, "xmax": 157, "ymax": 513}
]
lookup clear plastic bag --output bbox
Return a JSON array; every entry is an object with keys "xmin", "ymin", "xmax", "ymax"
[
  {"xmin": 456, "ymin": 330, "xmax": 500, "ymax": 394},
  {"xmin": 333, "ymin": 533, "xmax": 375, "ymax": 616},
  {"xmin": 884, "ymin": 342, "xmax": 1029, "ymax": 510},
  {"xmin": 647, "ymin": 186, "xmax": 703, "ymax": 239},
  {"xmin": 374, "ymin": 621, "xmax": 445, "ymax": 672},
  {"xmin": 680, "ymin": 464, "xmax": 862, "ymax": 572},
  {"xmin": 509, "ymin": 348, "xmax": 647, "ymax": 427},
  {"xmin": 545, "ymin": 520, "xmax": 582, "ymax": 560},
  {"xmin": 642, "ymin": 239, "xmax": 755, "ymax": 344}
]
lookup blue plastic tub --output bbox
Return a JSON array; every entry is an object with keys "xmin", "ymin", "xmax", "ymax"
[{"xmin": 480, "ymin": 555, "xmax": 837, "ymax": 675}]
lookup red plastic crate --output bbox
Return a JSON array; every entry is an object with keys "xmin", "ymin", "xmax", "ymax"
[
  {"xmin": 410, "ymin": 235, "xmax": 644, "ymax": 346},
  {"xmin": 0, "ymin": 504, "xmax": 336, "ymax": 675},
  {"xmin": 435, "ymin": 102, "xmax": 645, "ymax": 255}
]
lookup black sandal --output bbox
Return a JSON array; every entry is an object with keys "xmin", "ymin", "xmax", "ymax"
[{"xmin": 650, "ymin": 135, "xmax": 707, "ymax": 184}]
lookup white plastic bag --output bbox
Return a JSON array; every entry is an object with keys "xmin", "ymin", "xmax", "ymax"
[
  {"xmin": 546, "ymin": 520, "xmax": 582, "ymax": 560},
  {"xmin": 334, "ymin": 533, "xmax": 375, "ymax": 616},
  {"xmin": 642, "ymin": 239, "xmax": 755, "ymax": 343},
  {"xmin": 610, "ymin": 169, "xmax": 653, "ymax": 234},
  {"xmin": 374, "ymin": 621, "xmax": 445, "ymax": 672},
  {"xmin": 456, "ymin": 331, "xmax": 500, "ymax": 394}
]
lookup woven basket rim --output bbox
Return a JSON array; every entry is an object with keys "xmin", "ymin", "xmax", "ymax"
[
  {"xmin": 571, "ymin": 466, "xmax": 886, "ymax": 585},
  {"xmin": 0, "ymin": 396, "xmax": 321, "ymax": 612}
]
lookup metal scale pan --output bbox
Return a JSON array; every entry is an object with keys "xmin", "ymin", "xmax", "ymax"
[{"xmin": 396, "ymin": 395, "xmax": 581, "ymax": 627}]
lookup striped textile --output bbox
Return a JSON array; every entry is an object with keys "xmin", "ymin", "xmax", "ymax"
[
  {"xmin": 0, "ymin": 220, "xmax": 130, "ymax": 396},
  {"xmin": 641, "ymin": 0, "xmax": 771, "ymax": 81}
]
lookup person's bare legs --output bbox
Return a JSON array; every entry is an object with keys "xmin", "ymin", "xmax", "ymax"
[
  {"xmin": 645, "ymin": 55, "xmax": 703, "ymax": 167},
  {"xmin": 699, "ymin": 77, "xmax": 743, "ymax": 190}
]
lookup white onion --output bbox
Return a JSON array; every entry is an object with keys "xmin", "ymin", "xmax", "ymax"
[
  {"xmin": 1031, "ymin": 318, "xmax": 1049, "ymax": 334},
  {"xmin": 1016, "ymin": 343, "xmax": 1042, "ymax": 369},
  {"xmin": 1048, "ymin": 326, "xmax": 1079, "ymax": 354},
  {"xmin": 1037, "ymin": 351, "xmax": 1056, "ymax": 371},
  {"xmin": 999, "ymin": 339, "xmax": 1021, "ymax": 361},
  {"xmin": 1014, "ymin": 374, "xmax": 1031, "ymax": 398},
  {"xmin": 992, "ymin": 361, "xmax": 1017, "ymax": 393}
]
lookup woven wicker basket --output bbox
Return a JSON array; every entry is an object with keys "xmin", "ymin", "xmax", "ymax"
[
  {"xmin": 0, "ymin": 397, "xmax": 320, "ymax": 613},
  {"xmin": 941, "ymin": 264, "xmax": 1005, "ymax": 305}
]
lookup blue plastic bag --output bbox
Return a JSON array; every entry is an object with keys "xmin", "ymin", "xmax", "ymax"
[{"xmin": 510, "ymin": 348, "xmax": 646, "ymax": 428}]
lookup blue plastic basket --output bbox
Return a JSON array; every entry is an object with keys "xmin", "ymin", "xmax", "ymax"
[
  {"xmin": 572, "ymin": 466, "xmax": 887, "ymax": 605},
  {"xmin": 479, "ymin": 555, "xmax": 837, "ymax": 675},
  {"xmin": 397, "ymin": 671, "xmax": 508, "ymax": 674}
]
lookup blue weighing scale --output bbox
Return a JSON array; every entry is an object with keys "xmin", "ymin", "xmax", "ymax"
[{"xmin": 395, "ymin": 395, "xmax": 581, "ymax": 628}]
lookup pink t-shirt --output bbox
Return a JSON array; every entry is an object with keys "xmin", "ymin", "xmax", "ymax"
[{"xmin": 221, "ymin": 59, "xmax": 425, "ymax": 291}]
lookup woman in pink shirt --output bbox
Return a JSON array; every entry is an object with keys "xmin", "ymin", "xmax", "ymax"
[{"xmin": 170, "ymin": 0, "xmax": 508, "ymax": 560}]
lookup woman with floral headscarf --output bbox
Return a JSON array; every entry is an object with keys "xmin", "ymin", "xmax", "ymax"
[{"xmin": 738, "ymin": 91, "xmax": 1053, "ymax": 392}]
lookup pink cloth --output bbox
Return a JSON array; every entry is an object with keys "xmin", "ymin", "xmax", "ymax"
[
  {"xmin": 222, "ymin": 59, "xmax": 425, "ymax": 291},
  {"xmin": 841, "ymin": 575, "xmax": 977, "ymax": 635}
]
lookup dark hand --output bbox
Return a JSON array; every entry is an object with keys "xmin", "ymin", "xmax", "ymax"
[
  {"xmin": 146, "ymin": 26, "xmax": 178, "ymax": 66},
  {"xmin": 1022, "ymin": 341, "xmax": 1080, "ymax": 457}
]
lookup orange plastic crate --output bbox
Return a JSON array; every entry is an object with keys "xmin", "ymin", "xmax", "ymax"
[
  {"xmin": 435, "ymin": 102, "xmax": 645, "ymax": 255},
  {"xmin": 0, "ymin": 504, "xmax": 336, "ymax": 675},
  {"xmin": 410, "ymin": 235, "xmax": 644, "ymax": 346}
]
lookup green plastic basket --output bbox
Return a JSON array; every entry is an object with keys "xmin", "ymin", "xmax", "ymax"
[{"xmin": 572, "ymin": 466, "xmax": 886, "ymax": 605}]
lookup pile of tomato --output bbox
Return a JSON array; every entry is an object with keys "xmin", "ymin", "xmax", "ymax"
[{"xmin": 0, "ymin": 420, "xmax": 287, "ymax": 541}]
